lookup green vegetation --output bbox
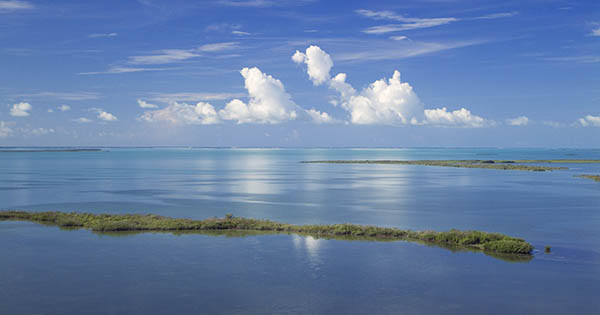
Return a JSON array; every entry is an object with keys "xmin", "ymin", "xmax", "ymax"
[
  {"xmin": 575, "ymin": 174, "xmax": 600, "ymax": 182},
  {"xmin": 302, "ymin": 160, "xmax": 570, "ymax": 171},
  {"xmin": 0, "ymin": 210, "xmax": 533, "ymax": 255},
  {"xmin": 482, "ymin": 239, "xmax": 534, "ymax": 254}
]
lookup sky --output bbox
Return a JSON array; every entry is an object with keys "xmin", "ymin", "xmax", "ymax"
[{"xmin": 0, "ymin": 0, "xmax": 599, "ymax": 147}]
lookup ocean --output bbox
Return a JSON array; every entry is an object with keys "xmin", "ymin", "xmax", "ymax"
[{"xmin": 1, "ymin": 148, "xmax": 599, "ymax": 314}]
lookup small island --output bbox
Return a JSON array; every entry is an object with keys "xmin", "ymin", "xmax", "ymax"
[
  {"xmin": 302, "ymin": 159, "xmax": 600, "ymax": 171},
  {"xmin": 0, "ymin": 210, "xmax": 533, "ymax": 255}
]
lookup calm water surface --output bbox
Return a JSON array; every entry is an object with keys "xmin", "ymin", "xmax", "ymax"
[{"xmin": 1, "ymin": 148, "xmax": 599, "ymax": 314}]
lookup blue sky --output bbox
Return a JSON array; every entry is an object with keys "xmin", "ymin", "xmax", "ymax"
[{"xmin": 1, "ymin": 0, "xmax": 599, "ymax": 147}]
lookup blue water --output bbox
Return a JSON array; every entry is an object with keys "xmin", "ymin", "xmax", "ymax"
[{"xmin": 1, "ymin": 148, "xmax": 599, "ymax": 314}]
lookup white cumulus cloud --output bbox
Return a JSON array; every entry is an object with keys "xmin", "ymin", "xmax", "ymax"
[
  {"xmin": 137, "ymin": 99, "xmax": 158, "ymax": 109},
  {"xmin": 0, "ymin": 121, "xmax": 13, "ymax": 137},
  {"xmin": 139, "ymin": 102, "xmax": 220, "ymax": 125},
  {"xmin": 305, "ymin": 109, "xmax": 335, "ymax": 124},
  {"xmin": 98, "ymin": 111, "xmax": 117, "ymax": 121},
  {"xmin": 578, "ymin": 115, "xmax": 600, "ymax": 127},
  {"xmin": 90, "ymin": 108, "xmax": 118, "ymax": 121},
  {"xmin": 329, "ymin": 70, "xmax": 424, "ymax": 125},
  {"xmin": 20, "ymin": 127, "xmax": 54, "ymax": 136},
  {"xmin": 10, "ymin": 102, "xmax": 32, "ymax": 117},
  {"xmin": 219, "ymin": 67, "xmax": 297, "ymax": 124},
  {"xmin": 591, "ymin": 26, "xmax": 600, "ymax": 37},
  {"xmin": 58, "ymin": 104, "xmax": 71, "ymax": 111},
  {"xmin": 292, "ymin": 45, "xmax": 333, "ymax": 85},
  {"xmin": 506, "ymin": 116, "xmax": 529, "ymax": 126},
  {"xmin": 73, "ymin": 117, "xmax": 92, "ymax": 123},
  {"xmin": 294, "ymin": 45, "xmax": 490, "ymax": 127},
  {"xmin": 424, "ymin": 107, "xmax": 487, "ymax": 127}
]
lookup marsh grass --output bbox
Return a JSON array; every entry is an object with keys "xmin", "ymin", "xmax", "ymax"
[{"xmin": 0, "ymin": 210, "xmax": 533, "ymax": 255}]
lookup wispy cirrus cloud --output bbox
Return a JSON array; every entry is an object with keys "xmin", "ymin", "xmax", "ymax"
[
  {"xmin": 472, "ymin": 11, "xmax": 518, "ymax": 20},
  {"xmin": 0, "ymin": 0, "xmax": 33, "ymax": 11},
  {"xmin": 544, "ymin": 55, "xmax": 600, "ymax": 63},
  {"xmin": 390, "ymin": 35, "xmax": 408, "ymax": 41},
  {"xmin": 205, "ymin": 23, "xmax": 241, "ymax": 32},
  {"xmin": 88, "ymin": 32, "xmax": 118, "ymax": 38},
  {"xmin": 362, "ymin": 20, "xmax": 457, "ymax": 34},
  {"xmin": 217, "ymin": 0, "xmax": 315, "ymax": 7},
  {"xmin": 129, "ymin": 49, "xmax": 200, "ymax": 65},
  {"xmin": 128, "ymin": 42, "xmax": 239, "ymax": 65},
  {"xmin": 335, "ymin": 39, "xmax": 486, "ymax": 62},
  {"xmin": 77, "ymin": 66, "xmax": 177, "ymax": 75},
  {"xmin": 357, "ymin": 9, "xmax": 457, "ymax": 33},
  {"xmin": 16, "ymin": 91, "xmax": 101, "ymax": 100},
  {"xmin": 198, "ymin": 42, "xmax": 239, "ymax": 52},
  {"xmin": 81, "ymin": 42, "xmax": 240, "ymax": 75},
  {"xmin": 205, "ymin": 23, "xmax": 252, "ymax": 36},
  {"xmin": 356, "ymin": 9, "xmax": 517, "ymax": 34},
  {"xmin": 232, "ymin": 30, "xmax": 251, "ymax": 36}
]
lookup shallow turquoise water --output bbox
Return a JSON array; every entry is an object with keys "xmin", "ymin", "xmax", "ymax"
[{"xmin": 1, "ymin": 148, "xmax": 599, "ymax": 314}]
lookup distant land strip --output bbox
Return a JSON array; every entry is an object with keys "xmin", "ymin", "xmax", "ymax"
[
  {"xmin": 575, "ymin": 174, "xmax": 600, "ymax": 182},
  {"xmin": 0, "ymin": 149, "xmax": 102, "ymax": 153},
  {"xmin": 301, "ymin": 159, "xmax": 600, "ymax": 171},
  {"xmin": 0, "ymin": 210, "xmax": 533, "ymax": 257}
]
